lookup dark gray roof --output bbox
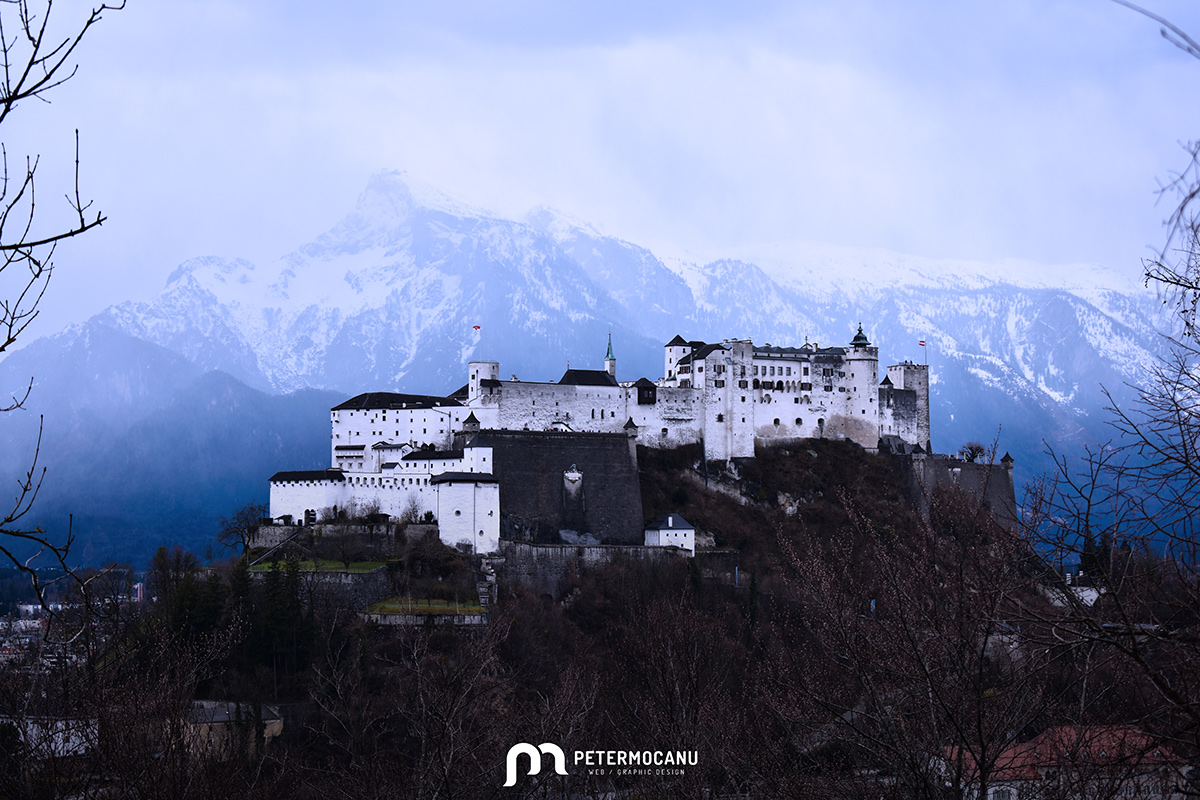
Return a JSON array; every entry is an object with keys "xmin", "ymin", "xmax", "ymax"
[
  {"xmin": 676, "ymin": 343, "xmax": 727, "ymax": 365},
  {"xmin": 666, "ymin": 334, "xmax": 689, "ymax": 346},
  {"xmin": 402, "ymin": 449, "xmax": 464, "ymax": 461},
  {"xmin": 754, "ymin": 345, "xmax": 814, "ymax": 358},
  {"xmin": 559, "ymin": 368, "xmax": 618, "ymax": 387},
  {"xmin": 646, "ymin": 513, "xmax": 694, "ymax": 531},
  {"xmin": 270, "ymin": 469, "xmax": 345, "ymax": 483},
  {"xmin": 463, "ymin": 411, "xmax": 479, "ymax": 424},
  {"xmin": 430, "ymin": 471, "xmax": 499, "ymax": 485},
  {"xmin": 880, "ymin": 375, "xmax": 893, "ymax": 386},
  {"xmin": 633, "ymin": 377, "xmax": 656, "ymax": 388},
  {"xmin": 333, "ymin": 392, "xmax": 461, "ymax": 411},
  {"xmin": 187, "ymin": 703, "xmax": 281, "ymax": 725},
  {"xmin": 334, "ymin": 444, "xmax": 366, "ymax": 451},
  {"xmin": 480, "ymin": 378, "xmax": 502, "ymax": 388},
  {"xmin": 464, "ymin": 433, "xmax": 495, "ymax": 448}
]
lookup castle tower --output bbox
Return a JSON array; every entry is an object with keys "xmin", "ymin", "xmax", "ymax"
[
  {"xmin": 842, "ymin": 323, "xmax": 881, "ymax": 448},
  {"xmin": 886, "ymin": 361, "xmax": 931, "ymax": 452},
  {"xmin": 664, "ymin": 334, "xmax": 690, "ymax": 383},
  {"xmin": 468, "ymin": 361, "xmax": 500, "ymax": 402},
  {"xmin": 604, "ymin": 333, "xmax": 616, "ymax": 378}
]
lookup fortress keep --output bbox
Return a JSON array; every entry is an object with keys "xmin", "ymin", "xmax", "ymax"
[{"xmin": 269, "ymin": 327, "xmax": 930, "ymax": 552}]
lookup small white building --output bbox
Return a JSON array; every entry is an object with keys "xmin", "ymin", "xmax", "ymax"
[{"xmin": 644, "ymin": 513, "xmax": 695, "ymax": 556}]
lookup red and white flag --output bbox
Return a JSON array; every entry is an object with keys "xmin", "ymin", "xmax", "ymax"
[
  {"xmin": 472, "ymin": 325, "xmax": 481, "ymax": 331},
  {"xmin": 918, "ymin": 339, "xmax": 926, "ymax": 347}
]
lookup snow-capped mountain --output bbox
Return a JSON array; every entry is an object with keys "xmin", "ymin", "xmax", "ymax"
[{"xmin": 0, "ymin": 169, "xmax": 1172, "ymax": 563}]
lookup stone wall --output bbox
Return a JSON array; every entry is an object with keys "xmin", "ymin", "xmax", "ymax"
[
  {"xmin": 498, "ymin": 540, "xmax": 677, "ymax": 597},
  {"xmin": 250, "ymin": 522, "xmax": 404, "ymax": 551},
  {"xmin": 891, "ymin": 452, "xmax": 1019, "ymax": 531},
  {"xmin": 477, "ymin": 430, "xmax": 644, "ymax": 545},
  {"xmin": 249, "ymin": 566, "xmax": 392, "ymax": 611}
]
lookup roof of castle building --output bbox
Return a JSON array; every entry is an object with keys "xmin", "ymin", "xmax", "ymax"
[
  {"xmin": 754, "ymin": 344, "xmax": 814, "ymax": 358},
  {"xmin": 559, "ymin": 368, "xmax": 619, "ymax": 387},
  {"xmin": 851, "ymin": 323, "xmax": 871, "ymax": 346},
  {"xmin": 269, "ymin": 468, "xmax": 345, "ymax": 483},
  {"xmin": 333, "ymin": 392, "xmax": 461, "ymax": 411},
  {"xmin": 464, "ymin": 433, "xmax": 495, "ymax": 448},
  {"xmin": 430, "ymin": 471, "xmax": 499, "ymax": 485},
  {"xmin": 401, "ymin": 448, "xmax": 464, "ymax": 461},
  {"xmin": 645, "ymin": 513, "xmax": 694, "ymax": 531},
  {"xmin": 666, "ymin": 334, "xmax": 689, "ymax": 346},
  {"xmin": 676, "ymin": 343, "xmax": 727, "ymax": 365},
  {"xmin": 633, "ymin": 377, "xmax": 656, "ymax": 388},
  {"xmin": 880, "ymin": 375, "xmax": 893, "ymax": 386}
]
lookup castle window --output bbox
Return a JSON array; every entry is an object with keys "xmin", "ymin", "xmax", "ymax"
[
  {"xmin": 796, "ymin": 417, "xmax": 802, "ymax": 425},
  {"xmin": 662, "ymin": 428, "xmax": 668, "ymax": 436},
  {"xmin": 591, "ymin": 409, "xmax": 595, "ymax": 419},
  {"xmin": 741, "ymin": 396, "xmax": 746, "ymax": 402},
  {"xmin": 803, "ymin": 366, "xmax": 809, "ymax": 376},
  {"xmin": 740, "ymin": 366, "xmax": 746, "ymax": 377},
  {"xmin": 786, "ymin": 367, "xmax": 792, "ymax": 376},
  {"xmin": 717, "ymin": 413, "xmax": 724, "ymax": 422},
  {"xmin": 773, "ymin": 418, "xmax": 780, "ymax": 426},
  {"xmin": 794, "ymin": 397, "xmax": 799, "ymax": 404}
]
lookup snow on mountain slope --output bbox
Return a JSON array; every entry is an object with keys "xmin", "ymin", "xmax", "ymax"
[{"xmin": 41, "ymin": 170, "xmax": 1171, "ymax": 470}]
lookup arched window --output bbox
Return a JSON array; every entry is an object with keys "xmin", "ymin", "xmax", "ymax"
[{"xmin": 795, "ymin": 417, "xmax": 802, "ymax": 426}]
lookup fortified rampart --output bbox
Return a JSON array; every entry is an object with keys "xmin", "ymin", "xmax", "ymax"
[
  {"xmin": 460, "ymin": 430, "xmax": 643, "ymax": 545},
  {"xmin": 888, "ymin": 450, "xmax": 1019, "ymax": 531},
  {"xmin": 498, "ymin": 540, "xmax": 676, "ymax": 596}
]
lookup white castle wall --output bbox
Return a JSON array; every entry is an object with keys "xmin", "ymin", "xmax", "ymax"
[
  {"xmin": 436, "ymin": 480, "xmax": 500, "ymax": 554},
  {"xmin": 271, "ymin": 328, "xmax": 931, "ymax": 551}
]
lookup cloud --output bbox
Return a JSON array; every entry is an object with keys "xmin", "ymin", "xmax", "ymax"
[{"xmin": 10, "ymin": 0, "xmax": 1200, "ymax": 333}]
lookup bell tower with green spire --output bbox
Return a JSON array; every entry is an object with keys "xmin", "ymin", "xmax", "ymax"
[{"xmin": 604, "ymin": 333, "xmax": 616, "ymax": 378}]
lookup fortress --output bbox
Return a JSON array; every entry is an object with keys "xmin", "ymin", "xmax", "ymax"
[{"xmin": 269, "ymin": 326, "xmax": 930, "ymax": 553}]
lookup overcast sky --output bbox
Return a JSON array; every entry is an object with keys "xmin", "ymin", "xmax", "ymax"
[{"xmin": 10, "ymin": 0, "xmax": 1200, "ymax": 333}]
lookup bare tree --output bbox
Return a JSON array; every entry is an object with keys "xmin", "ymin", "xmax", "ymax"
[
  {"xmin": 219, "ymin": 502, "xmax": 269, "ymax": 557},
  {"xmin": 958, "ymin": 441, "xmax": 987, "ymax": 463},
  {"xmin": 1015, "ymin": 4, "xmax": 1200, "ymax": 758},
  {"xmin": 0, "ymin": 0, "xmax": 120, "ymax": 601}
]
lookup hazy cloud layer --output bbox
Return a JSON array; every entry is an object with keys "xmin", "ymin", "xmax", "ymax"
[{"xmin": 8, "ymin": 0, "xmax": 1200, "ymax": 333}]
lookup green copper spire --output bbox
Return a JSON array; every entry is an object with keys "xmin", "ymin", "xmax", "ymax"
[
  {"xmin": 606, "ymin": 332, "xmax": 615, "ymax": 360},
  {"xmin": 851, "ymin": 323, "xmax": 870, "ymax": 347}
]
